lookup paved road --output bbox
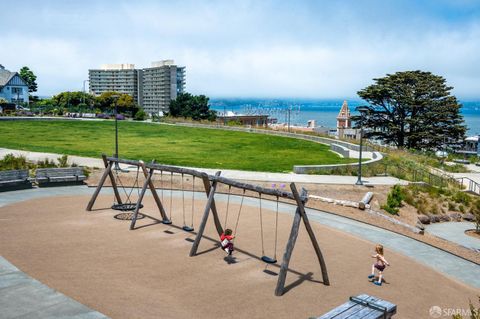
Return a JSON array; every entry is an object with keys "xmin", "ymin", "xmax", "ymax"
[{"xmin": 0, "ymin": 148, "xmax": 407, "ymax": 185}]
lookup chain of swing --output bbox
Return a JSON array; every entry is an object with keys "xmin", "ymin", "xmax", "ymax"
[{"xmin": 223, "ymin": 185, "xmax": 279, "ymax": 264}]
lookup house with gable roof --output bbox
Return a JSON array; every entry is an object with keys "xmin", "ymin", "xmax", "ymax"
[{"xmin": 0, "ymin": 65, "xmax": 29, "ymax": 105}]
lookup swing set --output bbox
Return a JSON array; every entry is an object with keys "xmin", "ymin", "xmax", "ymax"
[{"xmin": 86, "ymin": 155, "xmax": 330, "ymax": 296}]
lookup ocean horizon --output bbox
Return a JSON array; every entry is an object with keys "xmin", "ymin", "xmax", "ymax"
[{"xmin": 210, "ymin": 98, "xmax": 480, "ymax": 135}]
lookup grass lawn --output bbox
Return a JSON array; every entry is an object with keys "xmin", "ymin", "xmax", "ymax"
[{"xmin": 0, "ymin": 120, "xmax": 358, "ymax": 172}]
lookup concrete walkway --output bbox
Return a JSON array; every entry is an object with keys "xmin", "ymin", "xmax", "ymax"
[
  {"xmin": 0, "ymin": 148, "xmax": 407, "ymax": 185},
  {"xmin": 1, "ymin": 186, "xmax": 479, "ymax": 291},
  {"xmin": 0, "ymin": 256, "xmax": 108, "ymax": 319},
  {"xmin": 426, "ymin": 222, "xmax": 480, "ymax": 251}
]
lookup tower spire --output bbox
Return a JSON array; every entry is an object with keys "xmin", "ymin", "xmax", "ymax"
[{"xmin": 336, "ymin": 100, "xmax": 351, "ymax": 129}]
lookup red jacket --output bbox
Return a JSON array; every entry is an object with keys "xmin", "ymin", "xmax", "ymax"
[{"xmin": 220, "ymin": 233, "xmax": 234, "ymax": 241}]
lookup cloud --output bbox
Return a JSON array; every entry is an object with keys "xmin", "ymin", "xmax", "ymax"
[{"xmin": 1, "ymin": 0, "xmax": 479, "ymax": 98}]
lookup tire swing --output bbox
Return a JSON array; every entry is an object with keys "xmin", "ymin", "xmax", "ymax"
[
  {"xmin": 111, "ymin": 165, "xmax": 144, "ymax": 212},
  {"xmin": 259, "ymin": 193, "xmax": 279, "ymax": 264},
  {"xmin": 182, "ymin": 174, "xmax": 194, "ymax": 232}
]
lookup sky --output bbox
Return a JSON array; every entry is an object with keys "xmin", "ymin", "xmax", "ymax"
[{"xmin": 1, "ymin": 0, "xmax": 479, "ymax": 99}]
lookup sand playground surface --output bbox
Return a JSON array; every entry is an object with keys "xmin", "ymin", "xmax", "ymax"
[{"xmin": 0, "ymin": 194, "xmax": 478, "ymax": 318}]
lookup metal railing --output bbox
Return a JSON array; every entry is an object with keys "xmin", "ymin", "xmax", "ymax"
[{"xmin": 456, "ymin": 176, "xmax": 480, "ymax": 195}]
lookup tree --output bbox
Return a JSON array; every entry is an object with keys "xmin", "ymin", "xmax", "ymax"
[
  {"xmin": 52, "ymin": 91, "xmax": 95, "ymax": 112},
  {"xmin": 0, "ymin": 97, "xmax": 8, "ymax": 104},
  {"xmin": 134, "ymin": 109, "xmax": 147, "ymax": 121},
  {"xmin": 355, "ymin": 71, "xmax": 466, "ymax": 151},
  {"xmin": 168, "ymin": 93, "xmax": 217, "ymax": 121},
  {"xmin": 19, "ymin": 66, "xmax": 38, "ymax": 93},
  {"xmin": 94, "ymin": 91, "xmax": 138, "ymax": 115}
]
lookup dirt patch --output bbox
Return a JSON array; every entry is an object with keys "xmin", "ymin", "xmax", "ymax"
[{"xmin": 0, "ymin": 195, "xmax": 477, "ymax": 318}]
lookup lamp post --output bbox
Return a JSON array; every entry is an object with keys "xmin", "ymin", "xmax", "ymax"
[
  {"xmin": 82, "ymin": 80, "xmax": 89, "ymax": 110},
  {"xmin": 355, "ymin": 106, "xmax": 369, "ymax": 185},
  {"xmin": 111, "ymin": 94, "xmax": 122, "ymax": 170}
]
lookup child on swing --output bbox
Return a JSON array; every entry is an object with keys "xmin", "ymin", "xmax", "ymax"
[
  {"xmin": 220, "ymin": 228, "xmax": 235, "ymax": 256},
  {"xmin": 368, "ymin": 244, "xmax": 390, "ymax": 286}
]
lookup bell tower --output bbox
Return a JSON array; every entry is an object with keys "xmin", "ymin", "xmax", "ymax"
[{"xmin": 336, "ymin": 100, "xmax": 351, "ymax": 129}]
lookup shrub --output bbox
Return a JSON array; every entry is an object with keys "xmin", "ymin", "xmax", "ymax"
[
  {"xmin": 227, "ymin": 120, "xmax": 242, "ymax": 126},
  {"xmin": 417, "ymin": 201, "xmax": 428, "ymax": 215},
  {"xmin": 134, "ymin": 109, "xmax": 147, "ymax": 121},
  {"xmin": 402, "ymin": 188, "xmax": 415, "ymax": 206},
  {"xmin": 57, "ymin": 155, "xmax": 69, "ymax": 167},
  {"xmin": 0, "ymin": 153, "xmax": 30, "ymax": 170},
  {"xmin": 448, "ymin": 201, "xmax": 457, "ymax": 211},
  {"xmin": 453, "ymin": 191, "xmax": 472, "ymax": 205},
  {"xmin": 430, "ymin": 204, "xmax": 440, "ymax": 215},
  {"xmin": 381, "ymin": 185, "xmax": 404, "ymax": 215},
  {"xmin": 37, "ymin": 157, "xmax": 57, "ymax": 168}
]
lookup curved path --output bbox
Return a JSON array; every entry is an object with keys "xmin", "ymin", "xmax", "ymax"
[
  {"xmin": 426, "ymin": 222, "xmax": 480, "ymax": 251},
  {"xmin": 0, "ymin": 147, "xmax": 406, "ymax": 185},
  {"xmin": 1, "ymin": 185, "xmax": 479, "ymax": 292}
]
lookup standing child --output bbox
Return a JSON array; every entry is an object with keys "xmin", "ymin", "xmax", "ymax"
[
  {"xmin": 368, "ymin": 244, "xmax": 390, "ymax": 286},
  {"xmin": 220, "ymin": 229, "xmax": 235, "ymax": 255}
]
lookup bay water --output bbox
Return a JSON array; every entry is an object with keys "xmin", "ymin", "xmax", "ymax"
[{"xmin": 210, "ymin": 98, "xmax": 480, "ymax": 135}]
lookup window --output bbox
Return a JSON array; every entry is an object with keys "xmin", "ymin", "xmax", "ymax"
[{"xmin": 12, "ymin": 87, "xmax": 23, "ymax": 94}]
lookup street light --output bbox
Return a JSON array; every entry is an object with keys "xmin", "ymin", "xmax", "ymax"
[
  {"xmin": 111, "ymin": 94, "xmax": 123, "ymax": 171},
  {"xmin": 355, "ymin": 106, "xmax": 369, "ymax": 185},
  {"xmin": 82, "ymin": 80, "xmax": 89, "ymax": 108}
]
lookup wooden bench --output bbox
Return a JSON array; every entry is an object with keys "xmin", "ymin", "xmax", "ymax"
[
  {"xmin": 0, "ymin": 169, "xmax": 32, "ymax": 191},
  {"xmin": 35, "ymin": 167, "xmax": 86, "ymax": 186},
  {"xmin": 313, "ymin": 294, "xmax": 396, "ymax": 319}
]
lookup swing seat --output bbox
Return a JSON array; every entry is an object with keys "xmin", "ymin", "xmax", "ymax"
[
  {"xmin": 261, "ymin": 256, "xmax": 277, "ymax": 264},
  {"xmin": 111, "ymin": 203, "xmax": 144, "ymax": 211},
  {"xmin": 182, "ymin": 226, "xmax": 195, "ymax": 232},
  {"xmin": 162, "ymin": 219, "xmax": 172, "ymax": 225}
]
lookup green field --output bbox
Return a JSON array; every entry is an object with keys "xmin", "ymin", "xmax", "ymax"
[{"xmin": 0, "ymin": 120, "xmax": 357, "ymax": 172}]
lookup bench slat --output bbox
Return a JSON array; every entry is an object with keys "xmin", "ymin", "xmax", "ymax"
[
  {"xmin": 315, "ymin": 294, "xmax": 396, "ymax": 319},
  {"xmin": 35, "ymin": 167, "xmax": 85, "ymax": 185},
  {"xmin": 0, "ymin": 169, "xmax": 29, "ymax": 181}
]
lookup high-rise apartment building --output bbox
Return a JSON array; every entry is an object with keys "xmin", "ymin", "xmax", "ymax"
[
  {"xmin": 141, "ymin": 60, "xmax": 186, "ymax": 114},
  {"xmin": 88, "ymin": 60, "xmax": 185, "ymax": 114},
  {"xmin": 88, "ymin": 64, "xmax": 140, "ymax": 105}
]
